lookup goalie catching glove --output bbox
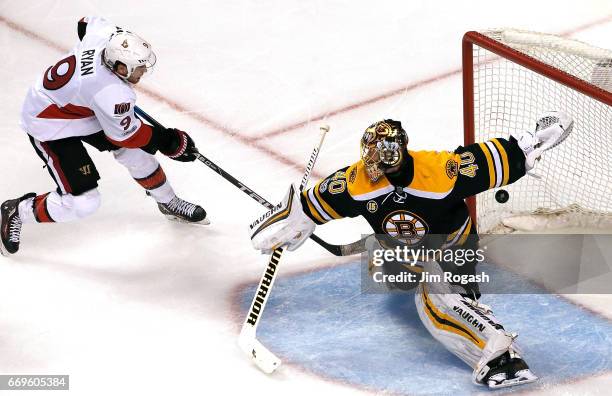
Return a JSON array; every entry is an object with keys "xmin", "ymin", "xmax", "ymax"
[
  {"xmin": 512, "ymin": 110, "xmax": 574, "ymax": 171},
  {"xmin": 250, "ymin": 185, "xmax": 316, "ymax": 254}
]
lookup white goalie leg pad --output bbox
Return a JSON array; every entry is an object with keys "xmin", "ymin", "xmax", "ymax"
[
  {"xmin": 414, "ymin": 261, "xmax": 518, "ymax": 380},
  {"xmin": 250, "ymin": 184, "xmax": 315, "ymax": 254}
]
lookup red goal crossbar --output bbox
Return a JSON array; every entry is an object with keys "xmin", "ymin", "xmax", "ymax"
[{"xmin": 461, "ymin": 30, "xmax": 612, "ymax": 227}]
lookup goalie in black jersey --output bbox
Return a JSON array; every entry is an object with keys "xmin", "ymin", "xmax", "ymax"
[{"xmin": 249, "ymin": 111, "xmax": 573, "ymax": 389}]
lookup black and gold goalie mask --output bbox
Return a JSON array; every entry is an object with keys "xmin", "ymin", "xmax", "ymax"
[{"xmin": 360, "ymin": 119, "xmax": 408, "ymax": 182}]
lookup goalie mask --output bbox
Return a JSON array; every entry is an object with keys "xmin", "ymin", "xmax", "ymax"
[{"xmin": 360, "ymin": 119, "xmax": 408, "ymax": 182}]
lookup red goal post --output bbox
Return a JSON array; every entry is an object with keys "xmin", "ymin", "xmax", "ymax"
[{"xmin": 462, "ymin": 29, "xmax": 612, "ymax": 233}]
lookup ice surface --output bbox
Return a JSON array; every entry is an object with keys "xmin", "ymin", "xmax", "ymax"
[
  {"xmin": 238, "ymin": 262, "xmax": 612, "ymax": 395},
  {"xmin": 1, "ymin": 1, "xmax": 611, "ymax": 395}
]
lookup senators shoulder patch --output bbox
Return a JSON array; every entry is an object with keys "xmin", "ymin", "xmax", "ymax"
[
  {"xmin": 114, "ymin": 102, "xmax": 131, "ymax": 115},
  {"xmin": 445, "ymin": 159, "xmax": 458, "ymax": 179}
]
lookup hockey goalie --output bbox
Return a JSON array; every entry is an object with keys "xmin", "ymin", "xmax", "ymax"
[{"xmin": 249, "ymin": 113, "xmax": 573, "ymax": 388}]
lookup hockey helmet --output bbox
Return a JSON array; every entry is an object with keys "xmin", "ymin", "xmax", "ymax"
[
  {"xmin": 360, "ymin": 119, "xmax": 408, "ymax": 182},
  {"xmin": 103, "ymin": 28, "xmax": 156, "ymax": 81}
]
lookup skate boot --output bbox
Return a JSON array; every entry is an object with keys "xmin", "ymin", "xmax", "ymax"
[
  {"xmin": 479, "ymin": 349, "xmax": 538, "ymax": 389},
  {"xmin": 157, "ymin": 195, "xmax": 209, "ymax": 225},
  {"xmin": 1, "ymin": 193, "xmax": 36, "ymax": 256}
]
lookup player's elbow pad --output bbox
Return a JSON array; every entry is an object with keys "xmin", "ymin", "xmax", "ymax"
[{"xmin": 249, "ymin": 184, "xmax": 316, "ymax": 254}]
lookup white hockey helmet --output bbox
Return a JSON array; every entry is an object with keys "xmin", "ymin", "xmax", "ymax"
[{"xmin": 103, "ymin": 29, "xmax": 157, "ymax": 81}]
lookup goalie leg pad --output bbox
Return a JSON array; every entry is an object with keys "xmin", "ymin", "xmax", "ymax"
[{"xmin": 414, "ymin": 261, "xmax": 527, "ymax": 383}]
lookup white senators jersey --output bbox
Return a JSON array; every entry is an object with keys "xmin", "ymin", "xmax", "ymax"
[{"xmin": 20, "ymin": 16, "xmax": 149, "ymax": 147}]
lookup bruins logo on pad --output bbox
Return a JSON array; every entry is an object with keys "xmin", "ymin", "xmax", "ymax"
[
  {"xmin": 349, "ymin": 167, "xmax": 357, "ymax": 184},
  {"xmin": 445, "ymin": 159, "xmax": 458, "ymax": 179},
  {"xmin": 382, "ymin": 210, "xmax": 428, "ymax": 246}
]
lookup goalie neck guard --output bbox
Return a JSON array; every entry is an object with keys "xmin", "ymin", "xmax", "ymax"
[{"xmin": 360, "ymin": 119, "xmax": 409, "ymax": 182}]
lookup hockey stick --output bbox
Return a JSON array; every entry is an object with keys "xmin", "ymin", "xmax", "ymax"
[
  {"xmin": 239, "ymin": 124, "xmax": 328, "ymax": 373},
  {"xmin": 133, "ymin": 106, "xmax": 368, "ymax": 256}
]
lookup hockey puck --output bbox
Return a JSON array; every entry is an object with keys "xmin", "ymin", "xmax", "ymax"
[{"xmin": 495, "ymin": 189, "xmax": 509, "ymax": 203}]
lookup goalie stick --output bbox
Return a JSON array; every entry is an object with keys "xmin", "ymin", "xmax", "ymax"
[
  {"xmin": 239, "ymin": 124, "xmax": 329, "ymax": 373},
  {"xmin": 133, "ymin": 106, "xmax": 368, "ymax": 256}
]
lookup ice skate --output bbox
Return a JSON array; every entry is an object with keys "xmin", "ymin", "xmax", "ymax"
[
  {"xmin": 480, "ymin": 350, "xmax": 538, "ymax": 389},
  {"xmin": 157, "ymin": 195, "xmax": 209, "ymax": 225},
  {"xmin": 1, "ymin": 193, "xmax": 36, "ymax": 256}
]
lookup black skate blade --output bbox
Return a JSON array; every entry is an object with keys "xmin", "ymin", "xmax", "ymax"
[{"xmin": 163, "ymin": 214, "xmax": 211, "ymax": 226}]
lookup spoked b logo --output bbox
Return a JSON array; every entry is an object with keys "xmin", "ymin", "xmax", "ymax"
[{"xmin": 382, "ymin": 210, "xmax": 428, "ymax": 246}]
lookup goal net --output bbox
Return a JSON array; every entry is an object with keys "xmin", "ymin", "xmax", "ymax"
[{"xmin": 463, "ymin": 29, "xmax": 612, "ymax": 233}]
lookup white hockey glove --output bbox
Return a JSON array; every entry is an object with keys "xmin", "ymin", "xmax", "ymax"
[
  {"xmin": 511, "ymin": 111, "xmax": 574, "ymax": 171},
  {"xmin": 250, "ymin": 184, "xmax": 316, "ymax": 254}
]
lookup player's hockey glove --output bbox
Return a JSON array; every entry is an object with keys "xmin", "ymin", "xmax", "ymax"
[
  {"xmin": 511, "ymin": 111, "xmax": 574, "ymax": 171},
  {"xmin": 250, "ymin": 184, "xmax": 316, "ymax": 254},
  {"xmin": 161, "ymin": 128, "xmax": 198, "ymax": 162}
]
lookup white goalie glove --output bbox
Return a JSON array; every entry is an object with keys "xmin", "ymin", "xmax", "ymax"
[
  {"xmin": 250, "ymin": 185, "xmax": 316, "ymax": 254},
  {"xmin": 511, "ymin": 111, "xmax": 574, "ymax": 171}
]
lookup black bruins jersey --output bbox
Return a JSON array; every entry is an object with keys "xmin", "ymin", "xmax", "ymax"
[{"xmin": 300, "ymin": 137, "xmax": 526, "ymax": 249}]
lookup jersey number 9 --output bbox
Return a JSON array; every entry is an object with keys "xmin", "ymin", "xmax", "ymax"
[{"xmin": 43, "ymin": 55, "xmax": 77, "ymax": 91}]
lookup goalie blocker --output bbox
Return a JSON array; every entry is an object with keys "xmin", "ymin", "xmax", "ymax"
[{"xmin": 250, "ymin": 184, "xmax": 316, "ymax": 254}]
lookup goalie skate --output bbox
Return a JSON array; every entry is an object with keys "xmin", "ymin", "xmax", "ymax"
[
  {"xmin": 480, "ymin": 350, "xmax": 538, "ymax": 389},
  {"xmin": 157, "ymin": 196, "xmax": 210, "ymax": 225}
]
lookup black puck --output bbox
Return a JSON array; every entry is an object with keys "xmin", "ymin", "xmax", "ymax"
[{"xmin": 495, "ymin": 189, "xmax": 509, "ymax": 203}]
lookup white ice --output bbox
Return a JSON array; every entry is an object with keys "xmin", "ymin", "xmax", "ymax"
[{"xmin": 1, "ymin": 1, "xmax": 611, "ymax": 395}]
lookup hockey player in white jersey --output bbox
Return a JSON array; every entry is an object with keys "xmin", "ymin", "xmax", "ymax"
[
  {"xmin": 248, "ymin": 112, "xmax": 574, "ymax": 388},
  {"xmin": 0, "ymin": 16, "xmax": 207, "ymax": 256}
]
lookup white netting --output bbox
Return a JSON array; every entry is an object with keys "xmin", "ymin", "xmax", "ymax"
[{"xmin": 471, "ymin": 29, "xmax": 612, "ymax": 233}]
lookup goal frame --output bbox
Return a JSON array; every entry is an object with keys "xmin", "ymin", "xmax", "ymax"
[{"xmin": 462, "ymin": 30, "xmax": 612, "ymax": 228}]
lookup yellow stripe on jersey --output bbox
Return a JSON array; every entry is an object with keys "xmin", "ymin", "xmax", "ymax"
[
  {"xmin": 302, "ymin": 190, "xmax": 326, "ymax": 224},
  {"xmin": 346, "ymin": 161, "xmax": 395, "ymax": 200},
  {"xmin": 346, "ymin": 152, "xmax": 461, "ymax": 201},
  {"xmin": 421, "ymin": 285, "xmax": 485, "ymax": 349},
  {"xmin": 491, "ymin": 138, "xmax": 510, "ymax": 186},
  {"xmin": 457, "ymin": 217, "xmax": 472, "ymax": 246},
  {"xmin": 442, "ymin": 216, "xmax": 471, "ymax": 248},
  {"xmin": 313, "ymin": 180, "xmax": 343, "ymax": 220},
  {"xmin": 478, "ymin": 142, "xmax": 496, "ymax": 189},
  {"xmin": 407, "ymin": 151, "xmax": 458, "ymax": 196},
  {"xmin": 445, "ymin": 227, "xmax": 460, "ymax": 243}
]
